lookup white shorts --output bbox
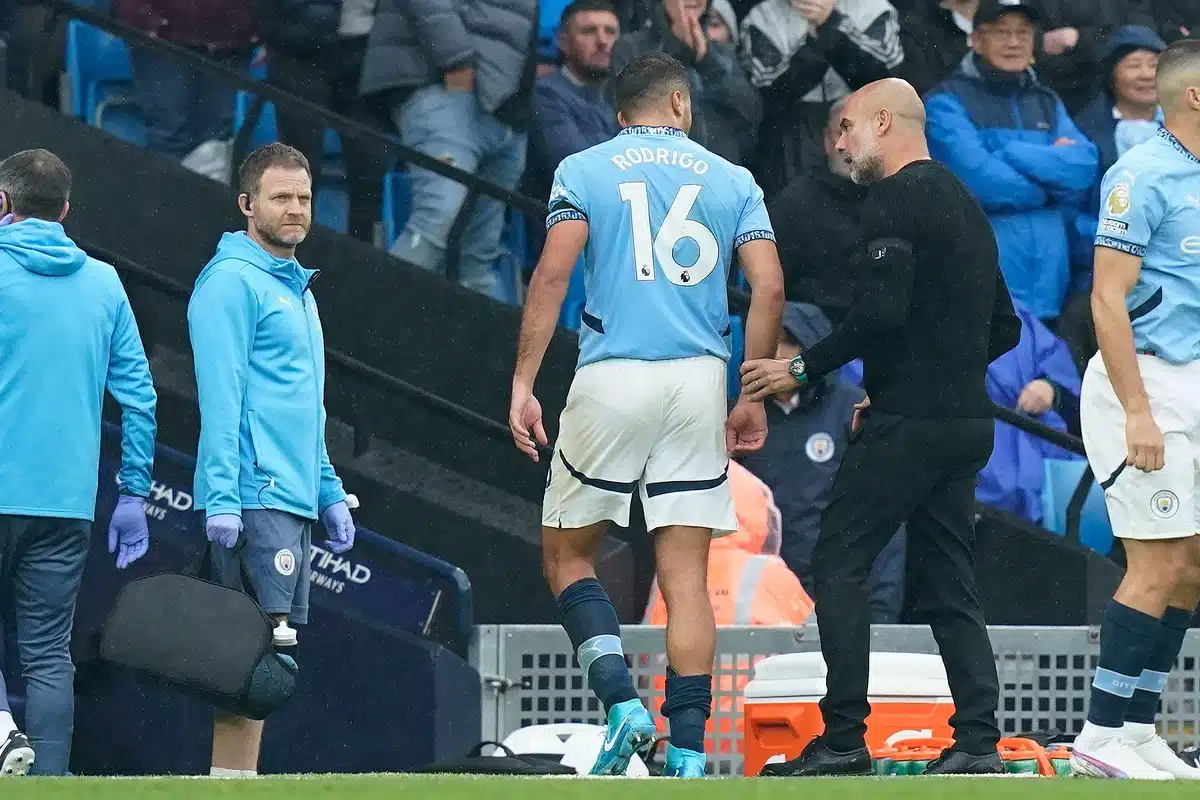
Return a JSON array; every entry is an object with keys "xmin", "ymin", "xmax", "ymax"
[
  {"xmin": 542, "ymin": 355, "xmax": 736, "ymax": 535},
  {"xmin": 1080, "ymin": 354, "xmax": 1200, "ymax": 540}
]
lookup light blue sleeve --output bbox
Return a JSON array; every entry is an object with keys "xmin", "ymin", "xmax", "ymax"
[
  {"xmin": 188, "ymin": 270, "xmax": 256, "ymax": 518},
  {"xmin": 1094, "ymin": 162, "xmax": 1163, "ymax": 258},
  {"xmin": 314, "ymin": 301, "xmax": 346, "ymax": 513},
  {"xmin": 106, "ymin": 286, "xmax": 157, "ymax": 498},
  {"xmin": 734, "ymin": 173, "xmax": 775, "ymax": 249},
  {"xmin": 546, "ymin": 156, "xmax": 590, "ymax": 230}
]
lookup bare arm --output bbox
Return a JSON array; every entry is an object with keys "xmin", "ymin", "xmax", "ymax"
[
  {"xmin": 737, "ymin": 238, "xmax": 785, "ymax": 363},
  {"xmin": 1091, "ymin": 247, "xmax": 1148, "ymax": 415},
  {"xmin": 513, "ymin": 220, "xmax": 588, "ymax": 391}
]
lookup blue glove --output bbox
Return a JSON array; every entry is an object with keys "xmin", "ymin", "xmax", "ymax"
[
  {"xmin": 107, "ymin": 495, "xmax": 150, "ymax": 570},
  {"xmin": 321, "ymin": 500, "xmax": 355, "ymax": 554},
  {"xmin": 206, "ymin": 514, "xmax": 242, "ymax": 549}
]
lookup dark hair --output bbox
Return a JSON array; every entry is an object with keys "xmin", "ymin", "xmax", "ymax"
[
  {"xmin": 612, "ymin": 52, "xmax": 690, "ymax": 118},
  {"xmin": 560, "ymin": 0, "xmax": 617, "ymax": 26},
  {"xmin": 0, "ymin": 148, "xmax": 71, "ymax": 220},
  {"xmin": 237, "ymin": 143, "xmax": 311, "ymax": 198}
]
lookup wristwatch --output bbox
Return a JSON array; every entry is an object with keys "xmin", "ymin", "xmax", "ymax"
[{"xmin": 787, "ymin": 355, "xmax": 809, "ymax": 385}]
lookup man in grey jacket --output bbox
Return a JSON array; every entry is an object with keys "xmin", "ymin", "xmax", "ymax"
[{"xmin": 359, "ymin": 0, "xmax": 537, "ymax": 299}]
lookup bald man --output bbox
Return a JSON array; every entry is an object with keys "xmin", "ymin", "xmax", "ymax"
[
  {"xmin": 1073, "ymin": 38, "xmax": 1200, "ymax": 781},
  {"xmin": 747, "ymin": 78, "xmax": 1022, "ymax": 777}
]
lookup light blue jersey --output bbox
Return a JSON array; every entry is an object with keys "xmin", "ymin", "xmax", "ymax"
[
  {"xmin": 1095, "ymin": 128, "xmax": 1200, "ymax": 365},
  {"xmin": 547, "ymin": 125, "xmax": 774, "ymax": 369}
]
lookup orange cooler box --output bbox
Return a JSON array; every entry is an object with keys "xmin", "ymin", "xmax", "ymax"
[{"xmin": 742, "ymin": 652, "xmax": 955, "ymax": 776}]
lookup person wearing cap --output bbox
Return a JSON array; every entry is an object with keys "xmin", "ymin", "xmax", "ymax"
[
  {"xmin": 737, "ymin": 302, "xmax": 906, "ymax": 624},
  {"xmin": 925, "ymin": 0, "xmax": 1098, "ymax": 325},
  {"xmin": 1073, "ymin": 26, "xmax": 1167, "ymax": 272}
]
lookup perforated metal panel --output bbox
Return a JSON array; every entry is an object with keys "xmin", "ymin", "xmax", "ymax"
[{"xmin": 471, "ymin": 625, "xmax": 1200, "ymax": 775}]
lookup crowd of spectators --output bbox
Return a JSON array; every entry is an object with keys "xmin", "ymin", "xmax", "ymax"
[{"xmin": 3, "ymin": 0, "xmax": 1191, "ymax": 602}]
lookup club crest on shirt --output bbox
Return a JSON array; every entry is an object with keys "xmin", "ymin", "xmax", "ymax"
[
  {"xmin": 1106, "ymin": 183, "xmax": 1132, "ymax": 217},
  {"xmin": 275, "ymin": 548, "xmax": 296, "ymax": 576},
  {"xmin": 806, "ymin": 432, "xmax": 835, "ymax": 463},
  {"xmin": 1151, "ymin": 490, "xmax": 1179, "ymax": 519}
]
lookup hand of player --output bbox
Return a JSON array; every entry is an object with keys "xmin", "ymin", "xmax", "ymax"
[
  {"xmin": 794, "ymin": 0, "xmax": 835, "ymax": 27},
  {"xmin": 726, "ymin": 397, "xmax": 768, "ymax": 455},
  {"xmin": 510, "ymin": 383, "xmax": 549, "ymax": 463},
  {"xmin": 444, "ymin": 65, "xmax": 475, "ymax": 92},
  {"xmin": 851, "ymin": 395, "xmax": 871, "ymax": 433},
  {"xmin": 740, "ymin": 358, "xmax": 799, "ymax": 402},
  {"xmin": 1126, "ymin": 407, "xmax": 1165, "ymax": 473},
  {"xmin": 1017, "ymin": 378, "xmax": 1056, "ymax": 416}
]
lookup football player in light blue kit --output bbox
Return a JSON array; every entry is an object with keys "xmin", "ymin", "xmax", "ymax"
[
  {"xmin": 509, "ymin": 52, "xmax": 785, "ymax": 778},
  {"xmin": 1074, "ymin": 39, "xmax": 1200, "ymax": 781}
]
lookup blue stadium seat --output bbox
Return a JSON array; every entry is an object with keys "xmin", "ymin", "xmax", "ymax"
[
  {"xmin": 232, "ymin": 91, "xmax": 279, "ymax": 151},
  {"xmin": 1041, "ymin": 458, "xmax": 1114, "ymax": 556},
  {"xmin": 65, "ymin": 20, "xmax": 133, "ymax": 123},
  {"xmin": 495, "ymin": 209, "xmax": 526, "ymax": 305},
  {"xmin": 538, "ymin": 0, "xmax": 573, "ymax": 58},
  {"xmin": 728, "ymin": 315, "xmax": 745, "ymax": 402},
  {"xmin": 380, "ymin": 171, "xmax": 413, "ymax": 247}
]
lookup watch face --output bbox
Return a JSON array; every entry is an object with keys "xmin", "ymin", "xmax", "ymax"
[{"xmin": 788, "ymin": 357, "xmax": 806, "ymax": 379}]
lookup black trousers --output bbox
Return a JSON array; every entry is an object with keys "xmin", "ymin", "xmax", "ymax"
[
  {"xmin": 812, "ymin": 411, "xmax": 1001, "ymax": 755},
  {"xmin": 269, "ymin": 36, "xmax": 389, "ymax": 243}
]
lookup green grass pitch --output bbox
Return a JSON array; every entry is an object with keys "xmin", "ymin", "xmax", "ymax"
[{"xmin": 5, "ymin": 775, "xmax": 1200, "ymax": 799}]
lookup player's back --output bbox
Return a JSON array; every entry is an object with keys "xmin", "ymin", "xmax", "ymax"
[
  {"xmin": 549, "ymin": 126, "xmax": 772, "ymax": 369},
  {"xmin": 1095, "ymin": 130, "xmax": 1200, "ymax": 365}
]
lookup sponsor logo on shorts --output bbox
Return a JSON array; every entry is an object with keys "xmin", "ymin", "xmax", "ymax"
[
  {"xmin": 1151, "ymin": 490, "xmax": 1179, "ymax": 519},
  {"xmin": 274, "ymin": 548, "xmax": 296, "ymax": 576},
  {"xmin": 806, "ymin": 432, "xmax": 835, "ymax": 463},
  {"xmin": 1099, "ymin": 219, "xmax": 1128, "ymax": 236}
]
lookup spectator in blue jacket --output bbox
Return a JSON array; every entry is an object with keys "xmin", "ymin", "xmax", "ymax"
[
  {"xmin": 925, "ymin": 0, "xmax": 1098, "ymax": 324},
  {"xmin": 1071, "ymin": 25, "xmax": 1166, "ymax": 282},
  {"xmin": 977, "ymin": 299, "xmax": 1082, "ymax": 525},
  {"xmin": 0, "ymin": 150, "xmax": 157, "ymax": 776},
  {"xmin": 527, "ymin": 0, "xmax": 621, "ymax": 202}
]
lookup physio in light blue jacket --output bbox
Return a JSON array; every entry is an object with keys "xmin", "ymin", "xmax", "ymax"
[
  {"xmin": 0, "ymin": 148, "xmax": 156, "ymax": 777},
  {"xmin": 189, "ymin": 144, "xmax": 355, "ymax": 776},
  {"xmin": 189, "ymin": 229, "xmax": 346, "ymax": 521}
]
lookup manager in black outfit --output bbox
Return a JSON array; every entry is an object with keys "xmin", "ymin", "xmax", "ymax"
[{"xmin": 742, "ymin": 78, "xmax": 1023, "ymax": 777}]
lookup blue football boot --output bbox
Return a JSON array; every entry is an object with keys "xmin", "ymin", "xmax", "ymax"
[
  {"xmin": 589, "ymin": 699, "xmax": 656, "ymax": 776},
  {"xmin": 662, "ymin": 743, "xmax": 706, "ymax": 777}
]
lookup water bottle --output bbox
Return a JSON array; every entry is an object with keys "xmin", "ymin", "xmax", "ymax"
[{"xmin": 273, "ymin": 620, "xmax": 298, "ymax": 666}]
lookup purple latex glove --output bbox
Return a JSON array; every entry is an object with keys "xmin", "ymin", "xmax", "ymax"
[
  {"xmin": 107, "ymin": 495, "xmax": 150, "ymax": 570},
  {"xmin": 206, "ymin": 514, "xmax": 243, "ymax": 549},
  {"xmin": 321, "ymin": 500, "xmax": 355, "ymax": 554}
]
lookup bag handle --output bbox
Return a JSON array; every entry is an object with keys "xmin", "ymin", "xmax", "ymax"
[
  {"xmin": 180, "ymin": 539, "xmax": 261, "ymax": 604},
  {"xmin": 467, "ymin": 741, "xmax": 517, "ymax": 758}
]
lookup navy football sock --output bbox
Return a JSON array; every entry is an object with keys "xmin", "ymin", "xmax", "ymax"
[
  {"xmin": 557, "ymin": 578, "xmax": 637, "ymax": 713},
  {"xmin": 1126, "ymin": 606, "xmax": 1192, "ymax": 725},
  {"xmin": 1087, "ymin": 601, "xmax": 1162, "ymax": 729},
  {"xmin": 662, "ymin": 667, "xmax": 711, "ymax": 753}
]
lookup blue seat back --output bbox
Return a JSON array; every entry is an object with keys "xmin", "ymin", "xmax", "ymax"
[
  {"xmin": 1041, "ymin": 458, "xmax": 1114, "ymax": 556},
  {"xmin": 538, "ymin": 0, "xmax": 573, "ymax": 58},
  {"xmin": 65, "ymin": 20, "xmax": 133, "ymax": 121},
  {"xmin": 233, "ymin": 91, "xmax": 279, "ymax": 151},
  {"xmin": 381, "ymin": 171, "xmax": 413, "ymax": 247}
]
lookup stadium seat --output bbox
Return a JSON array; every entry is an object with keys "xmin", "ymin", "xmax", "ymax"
[
  {"xmin": 233, "ymin": 91, "xmax": 280, "ymax": 151},
  {"xmin": 1041, "ymin": 458, "xmax": 1114, "ymax": 556},
  {"xmin": 558, "ymin": 256, "xmax": 586, "ymax": 330},
  {"xmin": 728, "ymin": 315, "xmax": 745, "ymax": 402},
  {"xmin": 538, "ymin": 0, "xmax": 573, "ymax": 58},
  {"xmin": 64, "ymin": 20, "xmax": 133, "ymax": 123},
  {"xmin": 380, "ymin": 170, "xmax": 413, "ymax": 247},
  {"xmin": 495, "ymin": 208, "xmax": 526, "ymax": 305}
]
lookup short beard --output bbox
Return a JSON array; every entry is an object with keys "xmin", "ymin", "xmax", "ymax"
[
  {"xmin": 258, "ymin": 221, "xmax": 308, "ymax": 249},
  {"xmin": 849, "ymin": 148, "xmax": 885, "ymax": 186}
]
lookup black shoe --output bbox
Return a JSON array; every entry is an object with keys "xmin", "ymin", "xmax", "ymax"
[
  {"xmin": 759, "ymin": 736, "xmax": 874, "ymax": 777},
  {"xmin": 921, "ymin": 748, "xmax": 1004, "ymax": 775},
  {"xmin": 0, "ymin": 731, "xmax": 34, "ymax": 776}
]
